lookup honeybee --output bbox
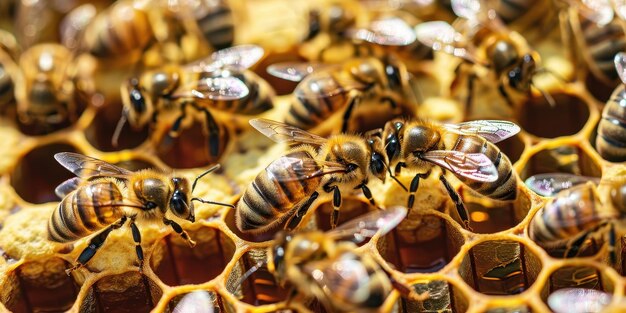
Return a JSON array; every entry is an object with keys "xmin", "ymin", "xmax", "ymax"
[
  {"xmin": 114, "ymin": 45, "xmax": 266, "ymax": 157},
  {"xmin": 596, "ymin": 52, "xmax": 626, "ymax": 162},
  {"xmin": 0, "ymin": 34, "xmax": 17, "ymax": 113},
  {"xmin": 239, "ymin": 207, "xmax": 427, "ymax": 312},
  {"xmin": 48, "ymin": 152, "xmax": 234, "ymax": 274},
  {"xmin": 374, "ymin": 119, "xmax": 520, "ymax": 229},
  {"xmin": 415, "ymin": 0, "xmax": 554, "ymax": 110},
  {"xmin": 236, "ymin": 118, "xmax": 389, "ymax": 234},
  {"xmin": 548, "ymin": 288, "xmax": 625, "ymax": 313},
  {"xmin": 526, "ymin": 173, "xmax": 624, "ymax": 264},
  {"xmin": 267, "ymin": 55, "xmax": 417, "ymax": 134}
]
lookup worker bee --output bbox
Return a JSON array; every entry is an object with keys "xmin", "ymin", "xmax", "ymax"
[
  {"xmin": 596, "ymin": 52, "xmax": 626, "ymax": 162},
  {"xmin": 48, "ymin": 152, "xmax": 234, "ymax": 274},
  {"xmin": 267, "ymin": 54, "xmax": 417, "ymax": 134},
  {"xmin": 548, "ymin": 288, "xmax": 624, "ymax": 313},
  {"xmin": 114, "ymin": 45, "xmax": 267, "ymax": 157},
  {"xmin": 374, "ymin": 119, "xmax": 520, "ymax": 229},
  {"xmin": 236, "ymin": 118, "xmax": 389, "ymax": 234},
  {"xmin": 238, "ymin": 206, "xmax": 427, "ymax": 312},
  {"xmin": 526, "ymin": 173, "xmax": 624, "ymax": 264},
  {"xmin": 415, "ymin": 0, "xmax": 554, "ymax": 110},
  {"xmin": 0, "ymin": 32, "xmax": 18, "ymax": 113},
  {"xmin": 12, "ymin": 43, "xmax": 78, "ymax": 133}
]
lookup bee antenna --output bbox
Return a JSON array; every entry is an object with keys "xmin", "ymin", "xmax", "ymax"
[
  {"xmin": 234, "ymin": 260, "xmax": 266, "ymax": 287},
  {"xmin": 192, "ymin": 164, "xmax": 221, "ymax": 193},
  {"xmin": 387, "ymin": 167, "xmax": 408, "ymax": 191},
  {"xmin": 191, "ymin": 197, "xmax": 235, "ymax": 208},
  {"xmin": 531, "ymin": 82, "xmax": 556, "ymax": 108},
  {"xmin": 112, "ymin": 113, "xmax": 127, "ymax": 148}
]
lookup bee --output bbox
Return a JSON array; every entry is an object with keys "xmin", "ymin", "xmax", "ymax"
[
  {"xmin": 415, "ymin": 0, "xmax": 554, "ymax": 110},
  {"xmin": 48, "ymin": 152, "xmax": 234, "ymax": 275},
  {"xmin": 12, "ymin": 44, "xmax": 78, "ymax": 131},
  {"xmin": 236, "ymin": 118, "xmax": 390, "ymax": 234},
  {"xmin": 525, "ymin": 173, "xmax": 624, "ymax": 264},
  {"xmin": 239, "ymin": 207, "xmax": 427, "ymax": 312},
  {"xmin": 548, "ymin": 288, "xmax": 624, "ymax": 313},
  {"xmin": 596, "ymin": 52, "xmax": 626, "ymax": 162},
  {"xmin": 267, "ymin": 54, "xmax": 417, "ymax": 134},
  {"xmin": 374, "ymin": 119, "xmax": 520, "ymax": 229},
  {"xmin": 0, "ymin": 31, "xmax": 18, "ymax": 112},
  {"xmin": 114, "ymin": 45, "xmax": 267, "ymax": 157}
]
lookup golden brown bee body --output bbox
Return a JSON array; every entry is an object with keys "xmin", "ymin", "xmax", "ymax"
[
  {"xmin": 596, "ymin": 53, "xmax": 626, "ymax": 162},
  {"xmin": 48, "ymin": 152, "xmax": 232, "ymax": 274},
  {"xmin": 237, "ymin": 119, "xmax": 388, "ymax": 234},
  {"xmin": 379, "ymin": 119, "xmax": 520, "ymax": 228},
  {"xmin": 193, "ymin": 0, "xmax": 234, "ymax": 50},
  {"xmin": 0, "ymin": 62, "xmax": 14, "ymax": 110}
]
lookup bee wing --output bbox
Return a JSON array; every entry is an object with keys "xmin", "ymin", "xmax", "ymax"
[
  {"xmin": 68, "ymin": 182, "xmax": 145, "ymax": 210},
  {"xmin": 266, "ymin": 157, "xmax": 347, "ymax": 182},
  {"xmin": 249, "ymin": 118, "xmax": 328, "ymax": 146},
  {"xmin": 579, "ymin": 0, "xmax": 614, "ymax": 26},
  {"xmin": 524, "ymin": 173, "xmax": 600, "ymax": 197},
  {"xmin": 442, "ymin": 120, "xmax": 521, "ymax": 143},
  {"xmin": 613, "ymin": 0, "xmax": 626, "ymax": 21},
  {"xmin": 185, "ymin": 45, "xmax": 264, "ymax": 72},
  {"xmin": 414, "ymin": 21, "xmax": 481, "ymax": 64},
  {"xmin": 171, "ymin": 77, "xmax": 249, "ymax": 100},
  {"xmin": 346, "ymin": 17, "xmax": 417, "ymax": 46},
  {"xmin": 172, "ymin": 291, "xmax": 215, "ymax": 313},
  {"xmin": 548, "ymin": 288, "xmax": 612, "ymax": 313},
  {"xmin": 422, "ymin": 150, "xmax": 498, "ymax": 182},
  {"xmin": 294, "ymin": 71, "xmax": 372, "ymax": 99},
  {"xmin": 614, "ymin": 52, "xmax": 626, "ymax": 84},
  {"xmin": 60, "ymin": 4, "xmax": 97, "ymax": 51},
  {"xmin": 266, "ymin": 62, "xmax": 331, "ymax": 82},
  {"xmin": 54, "ymin": 152, "xmax": 133, "ymax": 179},
  {"xmin": 326, "ymin": 206, "xmax": 408, "ymax": 243},
  {"xmin": 55, "ymin": 177, "xmax": 82, "ymax": 198}
]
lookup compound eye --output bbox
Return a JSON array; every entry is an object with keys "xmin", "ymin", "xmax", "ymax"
[
  {"xmin": 146, "ymin": 201, "xmax": 157, "ymax": 210},
  {"xmin": 346, "ymin": 163, "xmax": 358, "ymax": 172},
  {"xmin": 170, "ymin": 191, "xmax": 188, "ymax": 215},
  {"xmin": 370, "ymin": 153, "xmax": 385, "ymax": 175},
  {"xmin": 129, "ymin": 87, "xmax": 146, "ymax": 114}
]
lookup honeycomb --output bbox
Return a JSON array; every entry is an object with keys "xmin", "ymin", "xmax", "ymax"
[{"xmin": 0, "ymin": 0, "xmax": 625, "ymax": 312}]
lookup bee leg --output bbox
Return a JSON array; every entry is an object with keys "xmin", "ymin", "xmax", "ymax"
[
  {"xmin": 169, "ymin": 101, "xmax": 189, "ymax": 138},
  {"xmin": 465, "ymin": 73, "xmax": 476, "ymax": 114},
  {"xmin": 380, "ymin": 266, "xmax": 429, "ymax": 302},
  {"xmin": 193, "ymin": 104, "xmax": 221, "ymax": 158},
  {"xmin": 163, "ymin": 217, "xmax": 196, "ymax": 247},
  {"xmin": 324, "ymin": 184, "xmax": 342, "ymax": 229},
  {"xmin": 66, "ymin": 216, "xmax": 128, "ymax": 275},
  {"xmin": 341, "ymin": 96, "xmax": 360, "ymax": 133},
  {"xmin": 564, "ymin": 230, "xmax": 593, "ymax": 258},
  {"xmin": 439, "ymin": 175, "xmax": 471, "ymax": 230},
  {"xmin": 394, "ymin": 162, "xmax": 406, "ymax": 176},
  {"xmin": 608, "ymin": 223, "xmax": 617, "ymax": 266},
  {"xmin": 407, "ymin": 171, "xmax": 431, "ymax": 211},
  {"xmin": 284, "ymin": 191, "xmax": 320, "ymax": 231},
  {"xmin": 356, "ymin": 182, "xmax": 377, "ymax": 208},
  {"xmin": 498, "ymin": 83, "xmax": 514, "ymax": 107},
  {"xmin": 129, "ymin": 217, "xmax": 144, "ymax": 273}
]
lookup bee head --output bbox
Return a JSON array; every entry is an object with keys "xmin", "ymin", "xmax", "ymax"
[
  {"xmin": 327, "ymin": 138, "xmax": 370, "ymax": 182},
  {"xmin": 508, "ymin": 53, "xmax": 536, "ymax": 93},
  {"xmin": 134, "ymin": 178, "xmax": 169, "ymax": 212},
  {"xmin": 405, "ymin": 124, "xmax": 441, "ymax": 159},
  {"xmin": 169, "ymin": 177, "xmax": 194, "ymax": 222},
  {"xmin": 121, "ymin": 77, "xmax": 153, "ymax": 129}
]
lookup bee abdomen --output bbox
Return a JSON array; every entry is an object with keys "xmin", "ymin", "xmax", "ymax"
[
  {"xmin": 48, "ymin": 181, "xmax": 124, "ymax": 243},
  {"xmin": 197, "ymin": 4, "xmax": 234, "ymax": 49},
  {"xmin": 0, "ymin": 64, "xmax": 13, "ymax": 106},
  {"xmin": 597, "ymin": 87, "xmax": 626, "ymax": 161},
  {"xmin": 286, "ymin": 75, "xmax": 347, "ymax": 129},
  {"xmin": 581, "ymin": 19, "xmax": 626, "ymax": 82}
]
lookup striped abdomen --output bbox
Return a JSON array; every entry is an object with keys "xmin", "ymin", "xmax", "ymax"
[
  {"xmin": 48, "ymin": 181, "xmax": 125, "ymax": 243},
  {"xmin": 286, "ymin": 72, "xmax": 351, "ymax": 130},
  {"xmin": 236, "ymin": 150, "xmax": 322, "ymax": 233},
  {"xmin": 0, "ymin": 63, "xmax": 13, "ymax": 107},
  {"xmin": 496, "ymin": 0, "xmax": 536, "ymax": 24},
  {"xmin": 597, "ymin": 86, "xmax": 626, "ymax": 162},
  {"xmin": 195, "ymin": 1, "xmax": 234, "ymax": 50},
  {"xmin": 529, "ymin": 183, "xmax": 614, "ymax": 247},
  {"xmin": 202, "ymin": 71, "xmax": 273, "ymax": 115},
  {"xmin": 449, "ymin": 135, "xmax": 517, "ymax": 200},
  {"xmin": 579, "ymin": 17, "xmax": 626, "ymax": 83}
]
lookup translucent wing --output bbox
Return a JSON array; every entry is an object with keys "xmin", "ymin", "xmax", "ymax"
[
  {"xmin": 422, "ymin": 150, "xmax": 498, "ymax": 182},
  {"xmin": 415, "ymin": 21, "xmax": 480, "ymax": 64},
  {"xmin": 580, "ymin": 0, "xmax": 614, "ymax": 26},
  {"xmin": 55, "ymin": 177, "xmax": 82, "ymax": 198},
  {"xmin": 171, "ymin": 77, "xmax": 249, "ymax": 100},
  {"xmin": 615, "ymin": 52, "xmax": 626, "ymax": 84},
  {"xmin": 326, "ymin": 206, "xmax": 407, "ymax": 243},
  {"xmin": 443, "ymin": 120, "xmax": 521, "ymax": 143},
  {"xmin": 541, "ymin": 183, "xmax": 616, "ymax": 229},
  {"xmin": 347, "ymin": 17, "xmax": 417, "ymax": 46},
  {"xmin": 60, "ymin": 4, "xmax": 97, "ymax": 51},
  {"xmin": 265, "ymin": 156, "xmax": 347, "ymax": 182},
  {"xmin": 451, "ymin": 0, "xmax": 483, "ymax": 20},
  {"xmin": 613, "ymin": 0, "xmax": 626, "ymax": 21},
  {"xmin": 294, "ymin": 70, "xmax": 372, "ymax": 99},
  {"xmin": 266, "ymin": 62, "xmax": 331, "ymax": 82},
  {"xmin": 173, "ymin": 291, "xmax": 214, "ymax": 313},
  {"xmin": 524, "ymin": 173, "xmax": 600, "ymax": 197},
  {"xmin": 185, "ymin": 45, "xmax": 264, "ymax": 72},
  {"xmin": 548, "ymin": 288, "xmax": 612, "ymax": 313},
  {"xmin": 249, "ymin": 118, "xmax": 328, "ymax": 146},
  {"xmin": 54, "ymin": 152, "xmax": 133, "ymax": 179}
]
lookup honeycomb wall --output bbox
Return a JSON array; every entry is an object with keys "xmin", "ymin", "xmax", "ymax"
[{"xmin": 0, "ymin": 0, "xmax": 626, "ymax": 313}]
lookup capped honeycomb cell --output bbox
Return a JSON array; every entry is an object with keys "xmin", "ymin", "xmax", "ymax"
[
  {"xmin": 150, "ymin": 226, "xmax": 236, "ymax": 286},
  {"xmin": 517, "ymin": 92, "xmax": 590, "ymax": 139},
  {"xmin": 10, "ymin": 143, "xmax": 79, "ymax": 204},
  {"xmin": 459, "ymin": 239, "xmax": 542, "ymax": 296},
  {"xmin": 79, "ymin": 272, "xmax": 163, "ymax": 313},
  {"xmin": 378, "ymin": 213, "xmax": 465, "ymax": 273}
]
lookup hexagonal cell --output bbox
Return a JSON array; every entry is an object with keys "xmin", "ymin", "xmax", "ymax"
[
  {"xmin": 151, "ymin": 226, "xmax": 236, "ymax": 286},
  {"xmin": 495, "ymin": 133, "xmax": 526, "ymax": 165},
  {"xmin": 79, "ymin": 271, "xmax": 162, "ymax": 313},
  {"xmin": 517, "ymin": 92, "xmax": 590, "ymax": 139},
  {"xmin": 378, "ymin": 213, "xmax": 464, "ymax": 273},
  {"xmin": 401, "ymin": 279, "xmax": 469, "ymax": 313},
  {"xmin": 1, "ymin": 258, "xmax": 80, "ymax": 313},
  {"xmin": 10, "ymin": 143, "xmax": 78, "ymax": 204},
  {"xmin": 540, "ymin": 264, "xmax": 616, "ymax": 307},
  {"xmin": 166, "ymin": 290, "xmax": 224, "ymax": 312},
  {"xmin": 225, "ymin": 250, "xmax": 290, "ymax": 306},
  {"xmin": 518, "ymin": 143, "xmax": 602, "ymax": 182},
  {"xmin": 84, "ymin": 103, "xmax": 149, "ymax": 152},
  {"xmin": 460, "ymin": 187, "xmax": 532, "ymax": 234},
  {"xmin": 458, "ymin": 240, "xmax": 542, "ymax": 296}
]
